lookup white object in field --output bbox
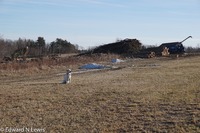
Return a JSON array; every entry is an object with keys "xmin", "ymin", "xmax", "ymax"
[
  {"xmin": 111, "ymin": 58, "xmax": 125, "ymax": 63},
  {"xmin": 62, "ymin": 69, "xmax": 72, "ymax": 84}
]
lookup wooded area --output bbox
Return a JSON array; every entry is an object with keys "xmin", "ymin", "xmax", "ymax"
[
  {"xmin": 0, "ymin": 37, "xmax": 79, "ymax": 59},
  {"xmin": 0, "ymin": 37, "xmax": 200, "ymax": 60}
]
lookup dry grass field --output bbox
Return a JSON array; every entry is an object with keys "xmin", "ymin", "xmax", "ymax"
[{"xmin": 0, "ymin": 56, "xmax": 200, "ymax": 133}]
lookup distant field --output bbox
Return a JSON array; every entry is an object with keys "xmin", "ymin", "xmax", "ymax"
[{"xmin": 0, "ymin": 56, "xmax": 199, "ymax": 132}]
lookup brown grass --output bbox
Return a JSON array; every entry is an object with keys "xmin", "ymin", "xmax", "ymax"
[
  {"xmin": 0, "ymin": 56, "xmax": 199, "ymax": 132},
  {"xmin": 0, "ymin": 54, "xmax": 121, "ymax": 77}
]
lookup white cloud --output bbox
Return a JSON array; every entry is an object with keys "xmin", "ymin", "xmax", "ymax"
[
  {"xmin": 2, "ymin": 0, "xmax": 72, "ymax": 7},
  {"xmin": 76, "ymin": 0, "xmax": 126, "ymax": 7}
]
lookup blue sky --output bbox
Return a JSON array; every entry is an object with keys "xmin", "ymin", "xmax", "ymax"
[{"xmin": 0, "ymin": 0, "xmax": 199, "ymax": 48}]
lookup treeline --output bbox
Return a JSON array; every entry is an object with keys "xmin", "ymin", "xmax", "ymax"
[
  {"xmin": 0, "ymin": 37, "xmax": 79, "ymax": 58},
  {"xmin": 1, "ymin": 36, "xmax": 200, "ymax": 58},
  {"xmin": 185, "ymin": 46, "xmax": 200, "ymax": 53}
]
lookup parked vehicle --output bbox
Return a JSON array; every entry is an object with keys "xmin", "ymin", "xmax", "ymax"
[
  {"xmin": 136, "ymin": 36, "xmax": 192, "ymax": 58},
  {"xmin": 159, "ymin": 36, "xmax": 192, "ymax": 54}
]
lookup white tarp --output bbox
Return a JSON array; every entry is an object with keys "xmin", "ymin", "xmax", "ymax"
[
  {"xmin": 111, "ymin": 58, "xmax": 125, "ymax": 63},
  {"xmin": 79, "ymin": 63, "xmax": 106, "ymax": 69}
]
